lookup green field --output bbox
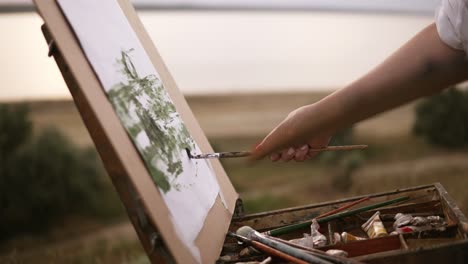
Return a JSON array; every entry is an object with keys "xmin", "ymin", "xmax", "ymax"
[{"xmin": 2, "ymin": 93, "xmax": 467, "ymax": 263}]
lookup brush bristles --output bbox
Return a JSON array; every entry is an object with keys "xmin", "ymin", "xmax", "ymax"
[{"xmin": 237, "ymin": 226, "xmax": 255, "ymax": 239}]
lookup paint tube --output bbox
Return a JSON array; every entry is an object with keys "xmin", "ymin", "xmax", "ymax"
[
  {"xmin": 341, "ymin": 232, "xmax": 367, "ymax": 243},
  {"xmin": 393, "ymin": 213, "xmax": 445, "ymax": 230},
  {"xmin": 393, "ymin": 225, "xmax": 425, "ymax": 234},
  {"xmin": 289, "ymin": 234, "xmax": 314, "ymax": 248},
  {"xmin": 311, "ymin": 219, "xmax": 327, "ymax": 247},
  {"xmin": 393, "ymin": 222, "xmax": 447, "ymax": 234},
  {"xmin": 427, "ymin": 216, "xmax": 444, "ymax": 223},
  {"xmin": 393, "ymin": 213, "xmax": 413, "ymax": 228},
  {"xmin": 412, "ymin": 216, "xmax": 444, "ymax": 226},
  {"xmin": 326, "ymin": 249, "xmax": 349, "ymax": 258},
  {"xmin": 411, "ymin": 216, "xmax": 429, "ymax": 226},
  {"xmin": 333, "ymin": 232, "xmax": 342, "ymax": 244},
  {"xmin": 362, "ymin": 211, "xmax": 388, "ymax": 238}
]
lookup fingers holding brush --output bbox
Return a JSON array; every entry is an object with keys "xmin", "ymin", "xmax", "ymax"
[
  {"xmin": 269, "ymin": 135, "xmax": 332, "ymax": 162},
  {"xmin": 251, "ymin": 104, "xmax": 338, "ymax": 161},
  {"xmin": 266, "ymin": 142, "xmax": 368, "ymax": 162},
  {"xmin": 270, "ymin": 145, "xmax": 312, "ymax": 162},
  {"xmin": 250, "ymin": 106, "xmax": 311, "ymax": 160},
  {"xmin": 294, "ymin": 144, "xmax": 310, "ymax": 161}
]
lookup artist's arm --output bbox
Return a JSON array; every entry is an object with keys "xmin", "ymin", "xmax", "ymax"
[{"xmin": 251, "ymin": 23, "xmax": 468, "ymax": 161}]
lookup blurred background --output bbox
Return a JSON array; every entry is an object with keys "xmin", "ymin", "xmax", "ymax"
[{"xmin": 2, "ymin": 0, "xmax": 468, "ymax": 263}]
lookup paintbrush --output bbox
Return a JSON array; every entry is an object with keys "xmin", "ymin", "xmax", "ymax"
[
  {"xmin": 264, "ymin": 196, "xmax": 409, "ymax": 237},
  {"xmin": 228, "ymin": 232, "xmax": 309, "ymax": 264},
  {"xmin": 232, "ymin": 228, "xmax": 333, "ymax": 264},
  {"xmin": 315, "ymin": 196, "xmax": 370, "ymax": 220},
  {"xmin": 187, "ymin": 145, "xmax": 368, "ymax": 159},
  {"xmin": 265, "ymin": 235, "xmax": 364, "ymax": 264}
]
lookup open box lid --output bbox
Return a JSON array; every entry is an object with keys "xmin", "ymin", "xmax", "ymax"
[{"xmin": 33, "ymin": 0, "xmax": 239, "ymax": 263}]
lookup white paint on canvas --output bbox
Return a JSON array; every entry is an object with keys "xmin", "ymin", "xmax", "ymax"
[{"xmin": 57, "ymin": 0, "xmax": 222, "ymax": 261}]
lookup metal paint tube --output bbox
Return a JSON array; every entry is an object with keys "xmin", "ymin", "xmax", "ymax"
[{"xmin": 361, "ymin": 211, "xmax": 388, "ymax": 238}]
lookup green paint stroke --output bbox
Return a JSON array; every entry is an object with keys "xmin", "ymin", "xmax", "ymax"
[{"xmin": 108, "ymin": 49, "xmax": 195, "ymax": 193}]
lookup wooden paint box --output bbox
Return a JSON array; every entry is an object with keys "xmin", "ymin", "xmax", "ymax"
[
  {"xmin": 222, "ymin": 183, "xmax": 468, "ymax": 263},
  {"xmin": 34, "ymin": 1, "xmax": 468, "ymax": 263}
]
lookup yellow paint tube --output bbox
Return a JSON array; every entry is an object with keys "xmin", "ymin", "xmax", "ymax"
[
  {"xmin": 341, "ymin": 232, "xmax": 366, "ymax": 243},
  {"xmin": 362, "ymin": 211, "xmax": 388, "ymax": 238}
]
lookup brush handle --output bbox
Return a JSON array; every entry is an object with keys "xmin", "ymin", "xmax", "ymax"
[
  {"xmin": 316, "ymin": 196, "xmax": 370, "ymax": 219},
  {"xmin": 266, "ymin": 196, "xmax": 409, "ymax": 237},
  {"xmin": 189, "ymin": 151, "xmax": 251, "ymax": 159},
  {"xmin": 251, "ymin": 232, "xmax": 334, "ymax": 264},
  {"xmin": 189, "ymin": 145, "xmax": 368, "ymax": 159},
  {"xmin": 250, "ymin": 240, "xmax": 309, "ymax": 264},
  {"xmin": 307, "ymin": 144, "xmax": 368, "ymax": 153},
  {"xmin": 266, "ymin": 236, "xmax": 363, "ymax": 264}
]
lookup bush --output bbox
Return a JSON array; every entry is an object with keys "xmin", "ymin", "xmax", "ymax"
[
  {"xmin": 413, "ymin": 87, "xmax": 468, "ymax": 148},
  {"xmin": 0, "ymin": 104, "xmax": 31, "ymax": 161},
  {"xmin": 0, "ymin": 104, "xmax": 122, "ymax": 240}
]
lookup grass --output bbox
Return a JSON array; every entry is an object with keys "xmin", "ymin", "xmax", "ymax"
[
  {"xmin": 243, "ymin": 194, "xmax": 295, "ymax": 213},
  {"xmin": 3, "ymin": 134, "xmax": 466, "ymax": 264},
  {"xmin": 1, "ymin": 238, "xmax": 147, "ymax": 264},
  {"xmin": 3, "ymin": 97, "xmax": 467, "ymax": 263}
]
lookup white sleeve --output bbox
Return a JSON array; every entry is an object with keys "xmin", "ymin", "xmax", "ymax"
[{"xmin": 435, "ymin": 0, "xmax": 468, "ymax": 52}]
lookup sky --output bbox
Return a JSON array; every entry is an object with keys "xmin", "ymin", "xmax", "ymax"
[
  {"xmin": 0, "ymin": 0, "xmax": 440, "ymax": 13},
  {"xmin": 1, "ymin": 5, "xmax": 435, "ymax": 101}
]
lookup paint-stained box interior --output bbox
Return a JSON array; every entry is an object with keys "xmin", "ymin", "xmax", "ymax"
[{"xmin": 219, "ymin": 183, "xmax": 468, "ymax": 263}]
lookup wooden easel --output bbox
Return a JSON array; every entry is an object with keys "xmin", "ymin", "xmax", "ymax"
[
  {"xmin": 42, "ymin": 25, "xmax": 169, "ymax": 263},
  {"xmin": 36, "ymin": 1, "xmax": 240, "ymax": 262}
]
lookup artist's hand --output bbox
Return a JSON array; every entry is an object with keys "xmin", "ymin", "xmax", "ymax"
[
  {"xmin": 253, "ymin": 24, "xmax": 468, "ymax": 162},
  {"xmin": 251, "ymin": 104, "xmax": 333, "ymax": 162},
  {"xmin": 270, "ymin": 135, "xmax": 331, "ymax": 162}
]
